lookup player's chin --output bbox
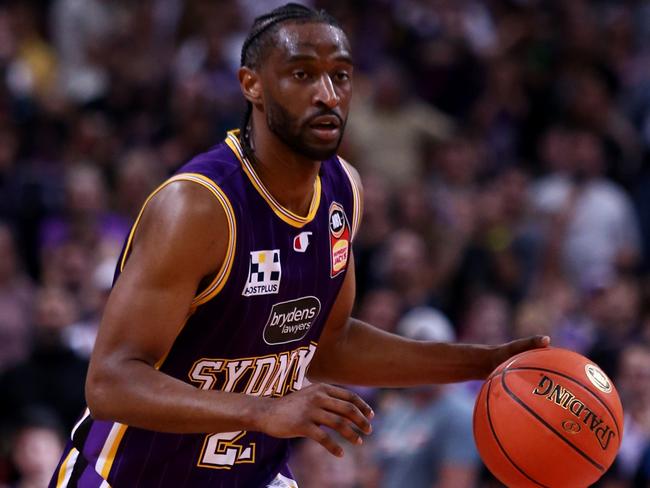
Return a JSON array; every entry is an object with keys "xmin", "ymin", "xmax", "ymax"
[{"xmin": 301, "ymin": 135, "xmax": 342, "ymax": 160}]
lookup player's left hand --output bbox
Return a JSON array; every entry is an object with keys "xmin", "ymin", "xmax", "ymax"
[{"xmin": 486, "ymin": 335, "xmax": 551, "ymax": 376}]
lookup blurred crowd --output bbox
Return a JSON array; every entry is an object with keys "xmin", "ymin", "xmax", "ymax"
[{"xmin": 1, "ymin": 0, "xmax": 650, "ymax": 486}]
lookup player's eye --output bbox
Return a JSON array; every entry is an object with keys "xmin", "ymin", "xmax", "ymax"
[
  {"xmin": 334, "ymin": 71, "xmax": 350, "ymax": 82},
  {"xmin": 292, "ymin": 70, "xmax": 309, "ymax": 81}
]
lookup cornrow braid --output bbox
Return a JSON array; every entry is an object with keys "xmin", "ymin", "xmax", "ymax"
[{"xmin": 238, "ymin": 3, "xmax": 341, "ymax": 161}]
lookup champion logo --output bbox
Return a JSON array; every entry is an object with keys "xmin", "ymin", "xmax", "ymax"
[{"xmin": 293, "ymin": 232, "xmax": 312, "ymax": 253}]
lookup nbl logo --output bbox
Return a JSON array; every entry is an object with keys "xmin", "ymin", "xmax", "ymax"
[
  {"xmin": 330, "ymin": 207, "xmax": 346, "ymax": 238},
  {"xmin": 242, "ymin": 249, "xmax": 282, "ymax": 297}
]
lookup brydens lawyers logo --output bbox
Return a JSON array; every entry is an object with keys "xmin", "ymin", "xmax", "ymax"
[
  {"xmin": 329, "ymin": 202, "xmax": 350, "ymax": 278},
  {"xmin": 263, "ymin": 296, "xmax": 321, "ymax": 345},
  {"xmin": 293, "ymin": 232, "xmax": 312, "ymax": 253},
  {"xmin": 242, "ymin": 249, "xmax": 281, "ymax": 297}
]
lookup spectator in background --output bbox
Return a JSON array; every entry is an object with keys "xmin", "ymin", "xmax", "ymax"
[
  {"xmin": 62, "ymin": 256, "xmax": 114, "ymax": 359},
  {"xmin": 345, "ymin": 59, "xmax": 455, "ymax": 186},
  {"xmin": 377, "ymin": 229, "xmax": 436, "ymax": 310},
  {"xmin": 561, "ymin": 66, "xmax": 642, "ymax": 183},
  {"xmin": 40, "ymin": 164, "xmax": 129, "ymax": 262},
  {"xmin": 8, "ymin": 407, "xmax": 65, "ymax": 488},
  {"xmin": 586, "ymin": 274, "xmax": 642, "ymax": 378},
  {"xmin": 472, "ymin": 57, "xmax": 529, "ymax": 167},
  {"xmin": 513, "ymin": 299, "xmax": 556, "ymax": 342},
  {"xmin": 370, "ymin": 312, "xmax": 479, "ymax": 488},
  {"xmin": 614, "ymin": 343, "xmax": 650, "ymax": 484},
  {"xmin": 446, "ymin": 167, "xmax": 539, "ymax": 311},
  {"xmin": 3, "ymin": 3, "xmax": 58, "ymax": 104},
  {"xmin": 426, "ymin": 134, "xmax": 482, "ymax": 306},
  {"xmin": 0, "ymin": 286, "xmax": 87, "ymax": 432},
  {"xmin": 459, "ymin": 292, "xmax": 511, "ymax": 346},
  {"xmin": 0, "ymin": 223, "xmax": 34, "ymax": 373},
  {"xmin": 355, "ymin": 288, "xmax": 403, "ymax": 335},
  {"xmin": 40, "ymin": 240, "xmax": 93, "ymax": 304},
  {"xmin": 395, "ymin": 1, "xmax": 485, "ymax": 119},
  {"xmin": 50, "ymin": 0, "xmax": 116, "ymax": 103},
  {"xmin": 173, "ymin": 5, "xmax": 244, "ymax": 120},
  {"xmin": 114, "ymin": 148, "xmax": 165, "ymax": 220},
  {"xmin": 395, "ymin": 180, "xmax": 437, "ymax": 242},
  {"xmin": 531, "ymin": 127, "xmax": 641, "ymax": 287},
  {"xmin": 515, "ymin": 277, "xmax": 593, "ymax": 354}
]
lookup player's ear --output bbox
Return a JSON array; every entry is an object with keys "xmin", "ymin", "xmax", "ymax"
[{"xmin": 238, "ymin": 67, "xmax": 262, "ymax": 106}]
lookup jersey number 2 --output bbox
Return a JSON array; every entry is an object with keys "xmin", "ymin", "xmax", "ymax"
[{"xmin": 198, "ymin": 431, "xmax": 256, "ymax": 469}]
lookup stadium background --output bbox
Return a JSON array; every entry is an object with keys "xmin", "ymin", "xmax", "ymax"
[{"xmin": 1, "ymin": 0, "xmax": 650, "ymax": 486}]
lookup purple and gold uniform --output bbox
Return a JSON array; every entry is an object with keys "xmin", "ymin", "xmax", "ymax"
[{"xmin": 50, "ymin": 131, "xmax": 361, "ymax": 488}]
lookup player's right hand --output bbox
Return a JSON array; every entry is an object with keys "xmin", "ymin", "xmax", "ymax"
[{"xmin": 254, "ymin": 383, "xmax": 374, "ymax": 457}]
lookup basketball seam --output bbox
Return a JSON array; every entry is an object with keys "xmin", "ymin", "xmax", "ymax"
[
  {"xmin": 500, "ymin": 371, "xmax": 605, "ymax": 472},
  {"xmin": 485, "ymin": 378, "xmax": 551, "ymax": 488},
  {"xmin": 506, "ymin": 366, "xmax": 621, "ymax": 436}
]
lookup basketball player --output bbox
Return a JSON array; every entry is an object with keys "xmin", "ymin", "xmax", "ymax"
[{"xmin": 50, "ymin": 4, "xmax": 549, "ymax": 487}]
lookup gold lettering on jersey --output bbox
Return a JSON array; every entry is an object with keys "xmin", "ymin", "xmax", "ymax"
[
  {"xmin": 264, "ymin": 350, "xmax": 299, "ymax": 397},
  {"xmin": 188, "ymin": 360, "xmax": 225, "ymax": 390},
  {"xmin": 188, "ymin": 343, "xmax": 318, "ymax": 397},
  {"xmin": 223, "ymin": 359, "xmax": 254, "ymax": 392},
  {"xmin": 532, "ymin": 374, "xmax": 617, "ymax": 450},
  {"xmin": 244, "ymin": 357, "xmax": 276, "ymax": 396},
  {"xmin": 291, "ymin": 344, "xmax": 317, "ymax": 390}
]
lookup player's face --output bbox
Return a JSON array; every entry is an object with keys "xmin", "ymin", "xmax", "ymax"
[{"xmin": 261, "ymin": 22, "xmax": 353, "ymax": 161}]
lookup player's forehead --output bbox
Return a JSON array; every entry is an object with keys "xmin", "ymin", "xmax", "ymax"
[{"xmin": 272, "ymin": 22, "xmax": 352, "ymax": 64}]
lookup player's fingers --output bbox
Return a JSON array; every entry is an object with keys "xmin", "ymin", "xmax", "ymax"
[
  {"xmin": 509, "ymin": 335, "xmax": 551, "ymax": 355},
  {"xmin": 313, "ymin": 410, "xmax": 364, "ymax": 446},
  {"xmin": 306, "ymin": 424, "xmax": 344, "ymax": 457},
  {"xmin": 323, "ymin": 384, "xmax": 374, "ymax": 419},
  {"xmin": 319, "ymin": 396, "xmax": 372, "ymax": 434},
  {"xmin": 490, "ymin": 335, "xmax": 552, "ymax": 373}
]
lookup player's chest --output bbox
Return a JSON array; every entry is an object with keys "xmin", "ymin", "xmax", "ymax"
[{"xmin": 236, "ymin": 199, "xmax": 352, "ymax": 299}]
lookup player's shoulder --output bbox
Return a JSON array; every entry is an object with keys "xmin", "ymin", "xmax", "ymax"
[
  {"xmin": 141, "ymin": 176, "xmax": 230, "ymax": 238},
  {"xmin": 335, "ymin": 155, "xmax": 363, "ymax": 195},
  {"xmin": 176, "ymin": 139, "xmax": 242, "ymax": 186},
  {"xmin": 138, "ymin": 141, "xmax": 239, "ymax": 240},
  {"xmin": 336, "ymin": 155, "xmax": 361, "ymax": 183}
]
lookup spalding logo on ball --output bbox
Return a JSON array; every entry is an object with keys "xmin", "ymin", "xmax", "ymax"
[{"xmin": 473, "ymin": 347, "xmax": 623, "ymax": 488}]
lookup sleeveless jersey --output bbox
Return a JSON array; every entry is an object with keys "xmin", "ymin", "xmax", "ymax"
[{"xmin": 50, "ymin": 131, "xmax": 361, "ymax": 488}]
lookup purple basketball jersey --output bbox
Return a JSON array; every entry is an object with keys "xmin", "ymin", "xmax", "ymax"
[{"xmin": 50, "ymin": 131, "xmax": 361, "ymax": 487}]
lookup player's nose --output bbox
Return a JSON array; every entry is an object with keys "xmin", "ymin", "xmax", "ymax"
[{"xmin": 313, "ymin": 74, "xmax": 340, "ymax": 109}]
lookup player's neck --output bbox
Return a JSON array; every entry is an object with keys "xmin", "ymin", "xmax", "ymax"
[{"xmin": 248, "ymin": 129, "xmax": 321, "ymax": 217}]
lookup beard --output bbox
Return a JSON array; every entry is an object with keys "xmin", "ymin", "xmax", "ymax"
[{"xmin": 265, "ymin": 96, "xmax": 346, "ymax": 161}]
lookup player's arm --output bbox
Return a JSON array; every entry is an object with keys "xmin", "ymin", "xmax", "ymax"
[
  {"xmin": 85, "ymin": 181, "xmax": 259, "ymax": 432},
  {"xmin": 85, "ymin": 180, "xmax": 371, "ymax": 456},
  {"xmin": 308, "ymin": 169, "xmax": 549, "ymax": 386},
  {"xmin": 309, "ymin": 254, "xmax": 549, "ymax": 385}
]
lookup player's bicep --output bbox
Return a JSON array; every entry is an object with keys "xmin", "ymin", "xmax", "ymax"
[{"xmin": 91, "ymin": 181, "xmax": 228, "ymax": 368}]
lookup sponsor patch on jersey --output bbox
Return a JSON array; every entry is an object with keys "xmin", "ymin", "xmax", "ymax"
[
  {"xmin": 242, "ymin": 249, "xmax": 281, "ymax": 297},
  {"xmin": 263, "ymin": 296, "xmax": 321, "ymax": 345},
  {"xmin": 329, "ymin": 202, "xmax": 350, "ymax": 278}
]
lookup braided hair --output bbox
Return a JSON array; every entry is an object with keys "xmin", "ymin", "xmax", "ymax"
[{"xmin": 239, "ymin": 3, "xmax": 341, "ymax": 160}]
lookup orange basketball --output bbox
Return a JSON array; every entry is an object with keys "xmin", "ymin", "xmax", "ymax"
[{"xmin": 473, "ymin": 347, "xmax": 624, "ymax": 488}]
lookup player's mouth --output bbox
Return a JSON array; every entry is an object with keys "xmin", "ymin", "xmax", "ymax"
[{"xmin": 308, "ymin": 115, "xmax": 341, "ymax": 142}]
